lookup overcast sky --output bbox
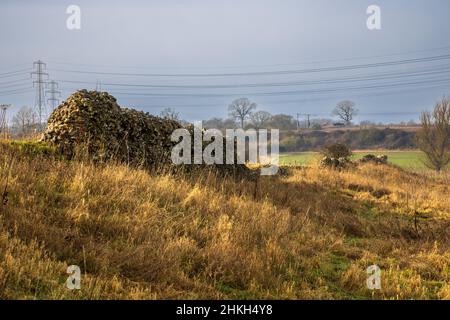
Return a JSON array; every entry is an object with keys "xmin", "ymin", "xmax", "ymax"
[{"xmin": 1, "ymin": 0, "xmax": 450, "ymax": 123}]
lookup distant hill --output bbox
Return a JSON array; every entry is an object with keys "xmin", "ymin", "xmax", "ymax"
[{"xmin": 280, "ymin": 127, "xmax": 418, "ymax": 152}]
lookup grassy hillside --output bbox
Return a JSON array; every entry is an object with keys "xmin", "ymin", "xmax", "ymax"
[
  {"xmin": 280, "ymin": 128, "xmax": 417, "ymax": 152},
  {"xmin": 0, "ymin": 142, "xmax": 449, "ymax": 299}
]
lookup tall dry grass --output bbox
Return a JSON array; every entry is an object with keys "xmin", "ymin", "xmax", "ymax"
[{"xmin": 0, "ymin": 142, "xmax": 449, "ymax": 299}]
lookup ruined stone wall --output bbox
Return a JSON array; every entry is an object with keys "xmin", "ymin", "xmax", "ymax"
[
  {"xmin": 42, "ymin": 90, "xmax": 251, "ymax": 177},
  {"xmin": 42, "ymin": 90, "xmax": 181, "ymax": 167}
]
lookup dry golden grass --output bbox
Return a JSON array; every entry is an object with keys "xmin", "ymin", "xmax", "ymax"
[{"xmin": 0, "ymin": 142, "xmax": 449, "ymax": 299}]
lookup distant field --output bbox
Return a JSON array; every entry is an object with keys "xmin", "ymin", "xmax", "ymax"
[{"xmin": 280, "ymin": 150, "xmax": 430, "ymax": 170}]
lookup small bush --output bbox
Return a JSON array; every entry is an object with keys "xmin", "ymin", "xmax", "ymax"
[{"xmin": 322, "ymin": 143, "xmax": 352, "ymax": 159}]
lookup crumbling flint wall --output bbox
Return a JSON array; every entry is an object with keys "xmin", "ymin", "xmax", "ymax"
[
  {"xmin": 42, "ymin": 90, "xmax": 180, "ymax": 168},
  {"xmin": 42, "ymin": 90, "xmax": 249, "ymax": 176}
]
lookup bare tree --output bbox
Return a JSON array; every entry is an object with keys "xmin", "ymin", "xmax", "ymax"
[
  {"xmin": 332, "ymin": 100, "xmax": 358, "ymax": 125},
  {"xmin": 250, "ymin": 111, "xmax": 272, "ymax": 129},
  {"xmin": 416, "ymin": 97, "xmax": 450, "ymax": 172},
  {"xmin": 12, "ymin": 106, "xmax": 35, "ymax": 136},
  {"xmin": 160, "ymin": 107, "xmax": 179, "ymax": 121},
  {"xmin": 228, "ymin": 98, "xmax": 257, "ymax": 128}
]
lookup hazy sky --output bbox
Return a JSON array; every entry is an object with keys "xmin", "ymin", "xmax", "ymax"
[{"xmin": 1, "ymin": 0, "xmax": 450, "ymax": 123}]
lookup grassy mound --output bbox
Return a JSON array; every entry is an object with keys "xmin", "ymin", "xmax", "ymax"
[{"xmin": 0, "ymin": 143, "xmax": 449, "ymax": 299}]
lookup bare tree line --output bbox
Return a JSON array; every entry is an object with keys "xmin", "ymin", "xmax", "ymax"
[
  {"xmin": 10, "ymin": 106, "xmax": 40, "ymax": 137},
  {"xmin": 224, "ymin": 97, "xmax": 356, "ymax": 130}
]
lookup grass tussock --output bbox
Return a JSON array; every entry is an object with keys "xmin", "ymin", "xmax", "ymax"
[{"xmin": 0, "ymin": 141, "xmax": 449, "ymax": 299}]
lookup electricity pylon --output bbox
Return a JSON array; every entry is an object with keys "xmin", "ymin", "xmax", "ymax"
[
  {"xmin": 46, "ymin": 80, "xmax": 61, "ymax": 111},
  {"xmin": 0, "ymin": 104, "xmax": 11, "ymax": 139},
  {"xmin": 31, "ymin": 60, "xmax": 49, "ymax": 126}
]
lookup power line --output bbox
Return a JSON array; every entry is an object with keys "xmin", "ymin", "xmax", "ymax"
[
  {"xmin": 54, "ymin": 64, "xmax": 450, "ymax": 90},
  {"xmin": 0, "ymin": 81, "xmax": 34, "ymax": 90},
  {"xmin": 0, "ymin": 87, "xmax": 34, "ymax": 96},
  {"xmin": 0, "ymin": 63, "xmax": 30, "ymax": 71},
  {"xmin": 0, "ymin": 70, "xmax": 31, "ymax": 79},
  {"xmin": 45, "ymin": 45, "xmax": 450, "ymax": 71},
  {"xmin": 47, "ymin": 54, "xmax": 450, "ymax": 78},
  {"xmin": 60, "ymin": 78, "xmax": 450, "ymax": 99},
  {"xmin": 31, "ymin": 60, "xmax": 49, "ymax": 124},
  {"xmin": 2, "ymin": 53, "xmax": 442, "ymax": 119},
  {"xmin": 88, "ymin": 75, "xmax": 450, "ymax": 98},
  {"xmin": 0, "ymin": 78, "xmax": 31, "ymax": 87},
  {"xmin": 0, "ymin": 68, "xmax": 31, "ymax": 76},
  {"xmin": 128, "ymin": 82, "xmax": 450, "ymax": 111}
]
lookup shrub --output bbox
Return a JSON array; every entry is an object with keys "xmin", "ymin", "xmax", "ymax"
[{"xmin": 322, "ymin": 143, "xmax": 352, "ymax": 159}]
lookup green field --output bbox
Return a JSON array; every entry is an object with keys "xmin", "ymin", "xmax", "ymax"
[{"xmin": 280, "ymin": 151, "xmax": 430, "ymax": 170}]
